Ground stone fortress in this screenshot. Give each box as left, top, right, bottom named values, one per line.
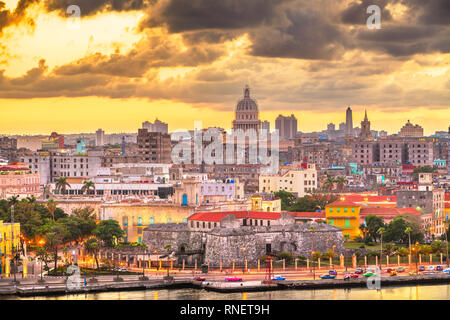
left=143, top=211, right=344, bottom=267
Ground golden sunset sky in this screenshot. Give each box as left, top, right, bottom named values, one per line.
left=0, top=0, right=449, bottom=135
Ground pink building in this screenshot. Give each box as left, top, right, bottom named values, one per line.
left=0, top=163, right=41, bottom=199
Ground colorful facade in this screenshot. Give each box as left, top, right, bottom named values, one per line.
left=0, top=220, right=21, bottom=275
left=325, top=201, right=361, bottom=241
left=0, top=163, right=41, bottom=199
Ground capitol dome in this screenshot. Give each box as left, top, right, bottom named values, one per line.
left=236, top=86, right=259, bottom=112
left=232, top=85, right=262, bottom=131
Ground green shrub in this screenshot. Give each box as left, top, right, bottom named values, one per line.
left=277, top=252, right=294, bottom=264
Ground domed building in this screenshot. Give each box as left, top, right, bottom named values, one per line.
left=232, top=86, right=262, bottom=132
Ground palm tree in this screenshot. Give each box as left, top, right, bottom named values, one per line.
left=405, top=227, right=412, bottom=252
left=322, top=177, right=335, bottom=192
left=72, top=207, right=97, bottom=220
left=377, top=227, right=385, bottom=268
left=309, top=225, right=317, bottom=279
left=85, top=238, right=100, bottom=270
left=81, top=181, right=95, bottom=196
left=47, top=199, right=57, bottom=221
left=335, top=177, right=347, bottom=192
left=55, top=177, right=71, bottom=196
left=8, top=195, right=19, bottom=207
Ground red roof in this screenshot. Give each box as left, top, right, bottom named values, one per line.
left=339, top=195, right=396, bottom=202
left=247, top=211, right=281, bottom=220
left=360, top=207, right=420, bottom=217
left=288, top=212, right=326, bottom=218
left=445, top=193, right=450, bottom=201
left=327, top=200, right=359, bottom=207
left=444, top=203, right=450, bottom=208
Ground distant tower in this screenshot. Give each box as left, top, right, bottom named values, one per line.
left=121, top=136, right=126, bottom=155
left=232, top=85, right=262, bottom=132
left=359, top=110, right=373, bottom=141
left=345, top=107, right=353, bottom=136
left=95, top=129, right=105, bottom=147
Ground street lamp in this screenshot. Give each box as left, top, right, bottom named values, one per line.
left=242, top=247, right=246, bottom=274
left=332, top=245, right=336, bottom=268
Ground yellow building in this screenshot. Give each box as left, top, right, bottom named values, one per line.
left=325, top=201, right=361, bottom=241
left=251, top=195, right=281, bottom=212
left=100, top=204, right=193, bottom=244
left=0, top=220, right=21, bottom=275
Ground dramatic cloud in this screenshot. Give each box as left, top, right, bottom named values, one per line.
left=0, top=0, right=37, bottom=33
left=340, top=0, right=393, bottom=25
left=140, top=0, right=289, bottom=32
left=44, top=0, right=151, bottom=16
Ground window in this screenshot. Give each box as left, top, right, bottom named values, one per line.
left=122, top=216, right=128, bottom=226
left=329, top=219, right=334, bottom=226
left=137, top=217, right=142, bottom=226
left=149, top=217, right=154, bottom=225
left=344, top=208, right=347, bottom=213
left=329, top=208, right=333, bottom=213
left=352, top=207, right=355, bottom=213
left=167, top=218, right=172, bottom=223
left=337, top=208, right=340, bottom=213
left=345, top=219, right=350, bottom=228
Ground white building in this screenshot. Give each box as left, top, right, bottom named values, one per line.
left=259, top=163, right=317, bottom=197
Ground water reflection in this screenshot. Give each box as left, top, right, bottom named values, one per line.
left=2, top=284, right=450, bottom=300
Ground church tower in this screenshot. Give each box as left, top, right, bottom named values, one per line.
left=359, top=110, right=373, bottom=141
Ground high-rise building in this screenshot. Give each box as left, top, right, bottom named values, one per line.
left=398, top=120, right=424, bottom=137
left=346, top=107, right=353, bottom=136
left=327, top=123, right=335, bottom=132
left=359, top=110, right=373, bottom=141
left=339, top=122, right=346, bottom=132
left=95, top=129, right=105, bottom=146
left=262, top=121, right=270, bottom=132
left=142, top=119, right=169, bottom=134
left=232, top=86, right=262, bottom=132
left=275, top=114, right=297, bottom=140
left=137, top=129, right=171, bottom=163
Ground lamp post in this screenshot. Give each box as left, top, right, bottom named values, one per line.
left=332, top=245, right=336, bottom=268
left=242, top=247, right=246, bottom=274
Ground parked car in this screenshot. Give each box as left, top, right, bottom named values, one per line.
left=320, top=274, right=336, bottom=279
left=397, top=267, right=404, bottom=272
left=328, top=270, right=337, bottom=276
left=355, top=268, right=363, bottom=274
left=442, top=268, right=450, bottom=274
left=418, top=266, right=425, bottom=271
left=193, top=277, right=206, bottom=281
left=364, top=271, right=377, bottom=277
left=390, top=270, right=397, bottom=276
left=436, top=266, right=443, bottom=271
left=386, top=268, right=395, bottom=273
left=271, top=275, right=287, bottom=281
left=344, top=273, right=359, bottom=280
left=225, top=277, right=242, bottom=282
left=428, top=265, right=435, bottom=271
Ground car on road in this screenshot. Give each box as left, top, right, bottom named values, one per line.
left=225, top=277, right=243, bottom=282
left=390, top=270, right=397, bottom=276
left=328, top=270, right=337, bottom=276
left=442, top=268, right=450, bottom=274
left=419, top=266, right=425, bottom=271
left=355, top=268, right=363, bottom=274
left=428, top=265, right=435, bottom=271
left=193, top=277, right=206, bottom=281
left=271, top=275, right=287, bottom=281
left=397, top=267, right=405, bottom=272
left=436, top=266, right=443, bottom=271
left=320, top=274, right=336, bottom=279
left=364, top=272, right=377, bottom=277
left=386, top=268, right=395, bottom=273
left=344, top=273, right=358, bottom=280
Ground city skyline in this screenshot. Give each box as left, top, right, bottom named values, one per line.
left=0, top=0, right=449, bottom=135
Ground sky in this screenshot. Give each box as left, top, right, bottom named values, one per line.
left=0, top=0, right=449, bottom=135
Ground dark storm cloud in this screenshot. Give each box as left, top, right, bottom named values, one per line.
left=140, top=0, right=289, bottom=32
left=404, top=0, right=450, bottom=25
left=249, top=8, right=348, bottom=60
left=340, top=0, right=393, bottom=25
left=44, top=0, right=151, bottom=16
left=356, top=24, right=450, bottom=56
left=0, top=0, right=37, bottom=33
